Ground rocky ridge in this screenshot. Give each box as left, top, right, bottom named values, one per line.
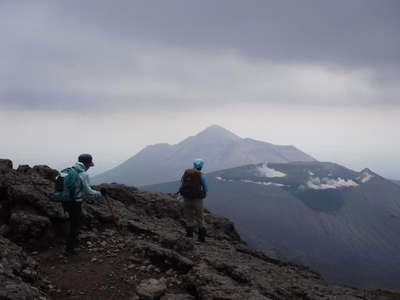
left=0, top=159, right=399, bottom=300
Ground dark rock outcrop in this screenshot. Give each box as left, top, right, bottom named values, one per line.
left=0, top=236, right=43, bottom=300
left=16, top=165, right=58, bottom=182
left=0, top=159, right=13, bottom=174
left=0, top=159, right=400, bottom=300
left=9, top=211, right=51, bottom=243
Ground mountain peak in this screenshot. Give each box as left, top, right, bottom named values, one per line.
left=94, top=124, right=316, bottom=185
left=195, top=125, right=241, bottom=140
left=361, top=168, right=373, bottom=174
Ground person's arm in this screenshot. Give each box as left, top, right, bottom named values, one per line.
left=178, top=171, right=186, bottom=193
left=200, top=173, right=208, bottom=194
left=80, top=173, right=102, bottom=198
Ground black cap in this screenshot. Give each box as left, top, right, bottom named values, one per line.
left=78, top=154, right=94, bottom=167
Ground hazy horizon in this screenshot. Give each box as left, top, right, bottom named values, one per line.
left=1, top=1, right=399, bottom=179
left=4, top=123, right=399, bottom=180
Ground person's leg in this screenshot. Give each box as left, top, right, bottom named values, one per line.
left=193, top=198, right=206, bottom=242
left=64, top=201, right=82, bottom=253
left=183, top=198, right=195, bottom=237
left=62, top=202, right=73, bottom=252
left=70, top=202, right=82, bottom=250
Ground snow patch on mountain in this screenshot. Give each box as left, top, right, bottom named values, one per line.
left=257, top=164, right=287, bottom=178
left=241, top=179, right=287, bottom=187
left=307, top=177, right=358, bottom=190
left=358, top=171, right=374, bottom=183
left=215, top=176, right=234, bottom=182
left=216, top=176, right=286, bottom=187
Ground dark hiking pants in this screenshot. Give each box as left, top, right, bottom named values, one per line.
left=62, top=201, right=82, bottom=252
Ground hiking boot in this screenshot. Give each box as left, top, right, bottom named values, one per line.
left=198, top=227, right=206, bottom=243
left=186, top=227, right=194, bottom=238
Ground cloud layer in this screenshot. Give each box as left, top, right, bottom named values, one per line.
left=1, top=0, right=399, bottom=112
left=0, top=0, right=399, bottom=179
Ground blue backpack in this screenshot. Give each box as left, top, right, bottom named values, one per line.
left=52, top=167, right=83, bottom=202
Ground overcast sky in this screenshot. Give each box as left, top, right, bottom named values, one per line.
left=0, top=0, right=399, bottom=178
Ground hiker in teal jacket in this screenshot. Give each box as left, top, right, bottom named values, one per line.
left=179, top=158, right=208, bottom=242
left=62, top=154, right=104, bottom=255
left=71, top=161, right=102, bottom=201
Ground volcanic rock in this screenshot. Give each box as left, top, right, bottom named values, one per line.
left=0, top=159, right=400, bottom=300
left=136, top=278, right=167, bottom=299
left=0, top=236, right=42, bottom=300
left=0, top=159, right=13, bottom=174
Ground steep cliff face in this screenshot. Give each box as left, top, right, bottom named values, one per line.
left=0, top=159, right=399, bottom=300
left=148, top=161, right=400, bottom=289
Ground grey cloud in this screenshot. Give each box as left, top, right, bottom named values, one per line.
left=54, top=0, right=400, bottom=70
left=0, top=0, right=399, bottom=112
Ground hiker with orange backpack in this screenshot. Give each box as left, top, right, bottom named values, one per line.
left=53, top=154, right=106, bottom=255
left=178, top=158, right=208, bottom=242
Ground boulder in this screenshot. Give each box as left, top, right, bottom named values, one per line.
left=160, top=234, right=194, bottom=253
left=0, top=236, right=42, bottom=300
left=17, top=164, right=58, bottom=181
left=131, top=240, right=194, bottom=274
left=32, top=165, right=59, bottom=181
left=9, top=211, right=51, bottom=243
left=185, top=264, right=271, bottom=300
left=6, top=180, right=64, bottom=220
left=136, top=278, right=167, bottom=300
left=16, top=164, right=31, bottom=174
left=0, top=159, right=13, bottom=174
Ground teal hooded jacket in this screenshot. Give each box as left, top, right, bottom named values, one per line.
left=72, top=162, right=102, bottom=201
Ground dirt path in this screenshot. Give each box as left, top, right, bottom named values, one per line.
left=34, top=230, right=181, bottom=300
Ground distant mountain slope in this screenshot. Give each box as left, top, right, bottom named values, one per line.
left=94, top=125, right=316, bottom=186
left=391, top=179, right=400, bottom=186
left=146, top=161, right=400, bottom=289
